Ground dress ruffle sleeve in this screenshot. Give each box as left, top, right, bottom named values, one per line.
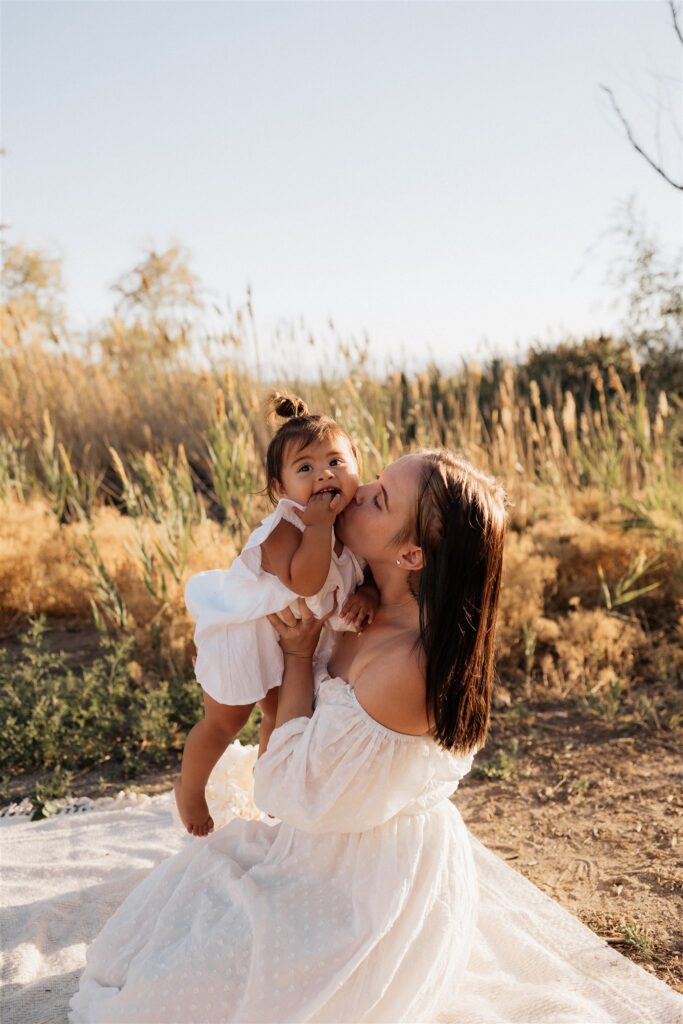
left=252, top=677, right=475, bottom=834
left=239, top=498, right=306, bottom=581
left=182, top=500, right=308, bottom=652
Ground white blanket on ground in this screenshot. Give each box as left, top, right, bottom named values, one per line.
left=1, top=788, right=681, bottom=1024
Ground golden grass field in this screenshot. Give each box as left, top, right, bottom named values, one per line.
left=1, top=245, right=682, bottom=988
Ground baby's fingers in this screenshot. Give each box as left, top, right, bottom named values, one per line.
left=355, top=607, right=374, bottom=628
left=341, top=599, right=359, bottom=621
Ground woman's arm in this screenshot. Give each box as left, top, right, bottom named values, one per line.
left=265, top=594, right=338, bottom=731
left=252, top=614, right=445, bottom=834
left=275, top=653, right=314, bottom=727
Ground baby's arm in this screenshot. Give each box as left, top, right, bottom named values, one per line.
left=341, top=566, right=380, bottom=629
left=261, top=494, right=340, bottom=597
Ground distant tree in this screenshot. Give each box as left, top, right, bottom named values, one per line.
left=602, top=195, right=682, bottom=362
left=519, top=333, right=636, bottom=411
left=599, top=0, right=682, bottom=191
left=98, top=243, right=206, bottom=367
left=0, top=241, right=68, bottom=347
left=521, top=194, right=683, bottom=406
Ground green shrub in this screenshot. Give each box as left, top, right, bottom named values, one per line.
left=0, top=615, right=203, bottom=778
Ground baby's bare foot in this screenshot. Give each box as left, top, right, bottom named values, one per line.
left=173, top=778, right=214, bottom=837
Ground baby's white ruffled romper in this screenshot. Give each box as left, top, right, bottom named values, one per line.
left=184, top=497, right=367, bottom=705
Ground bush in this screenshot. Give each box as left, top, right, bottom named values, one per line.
left=0, top=615, right=203, bottom=778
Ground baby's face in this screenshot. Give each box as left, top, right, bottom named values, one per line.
left=274, top=435, right=360, bottom=511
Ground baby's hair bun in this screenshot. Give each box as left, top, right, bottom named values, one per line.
left=266, top=390, right=310, bottom=421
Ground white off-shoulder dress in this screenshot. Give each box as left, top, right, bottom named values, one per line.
left=184, top=498, right=366, bottom=704
left=67, top=667, right=479, bottom=1024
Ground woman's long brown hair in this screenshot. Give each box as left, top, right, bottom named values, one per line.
left=392, top=448, right=511, bottom=756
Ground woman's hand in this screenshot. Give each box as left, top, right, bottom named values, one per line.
left=267, top=593, right=338, bottom=658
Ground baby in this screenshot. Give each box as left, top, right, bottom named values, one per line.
left=174, top=390, right=379, bottom=836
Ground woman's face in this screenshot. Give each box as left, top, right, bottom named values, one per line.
left=335, top=454, right=424, bottom=564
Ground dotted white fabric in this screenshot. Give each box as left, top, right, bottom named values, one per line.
left=63, top=671, right=478, bottom=1022
left=184, top=498, right=366, bottom=704
left=2, top=700, right=681, bottom=1023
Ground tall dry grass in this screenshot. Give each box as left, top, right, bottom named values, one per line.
left=2, top=335, right=681, bottom=638
left=1, top=315, right=682, bottom=790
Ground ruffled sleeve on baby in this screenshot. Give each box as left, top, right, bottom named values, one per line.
left=252, top=680, right=465, bottom=834
left=240, top=499, right=306, bottom=580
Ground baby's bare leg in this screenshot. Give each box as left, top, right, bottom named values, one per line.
left=257, top=685, right=280, bottom=758
left=174, top=692, right=254, bottom=837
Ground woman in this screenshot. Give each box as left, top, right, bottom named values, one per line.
left=67, top=447, right=509, bottom=1024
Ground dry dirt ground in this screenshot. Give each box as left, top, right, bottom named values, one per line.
left=457, top=701, right=682, bottom=994
left=3, top=622, right=682, bottom=995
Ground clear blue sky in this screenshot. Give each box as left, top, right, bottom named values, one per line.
left=2, top=0, right=681, bottom=377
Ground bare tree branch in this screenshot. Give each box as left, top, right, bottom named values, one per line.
left=669, top=0, right=683, bottom=45
left=599, top=84, right=683, bottom=191
left=599, top=0, right=683, bottom=191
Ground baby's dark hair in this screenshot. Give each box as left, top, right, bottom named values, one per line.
left=262, top=389, right=362, bottom=506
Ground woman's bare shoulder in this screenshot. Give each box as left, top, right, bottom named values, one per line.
left=352, top=639, right=430, bottom=737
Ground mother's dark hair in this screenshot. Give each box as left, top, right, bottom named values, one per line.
left=394, top=448, right=511, bottom=756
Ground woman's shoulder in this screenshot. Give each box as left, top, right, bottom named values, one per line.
left=352, top=637, right=431, bottom=738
